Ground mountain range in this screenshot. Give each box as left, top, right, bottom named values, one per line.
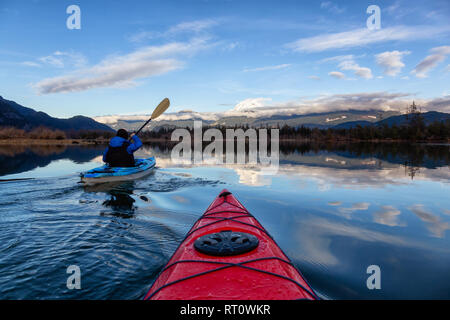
left=0, top=96, right=114, bottom=132
left=1, top=96, right=449, bottom=134
left=94, top=109, right=400, bottom=130
left=95, top=108, right=450, bottom=132
left=95, top=109, right=403, bottom=131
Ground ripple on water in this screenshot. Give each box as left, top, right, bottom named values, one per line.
left=1, top=144, right=449, bottom=299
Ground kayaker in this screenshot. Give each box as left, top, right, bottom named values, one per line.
left=103, top=129, right=143, bottom=167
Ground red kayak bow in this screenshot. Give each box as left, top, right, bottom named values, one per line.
left=144, top=189, right=318, bottom=300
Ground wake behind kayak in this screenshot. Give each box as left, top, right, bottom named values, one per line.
left=144, top=189, right=318, bottom=300
left=80, top=157, right=155, bottom=184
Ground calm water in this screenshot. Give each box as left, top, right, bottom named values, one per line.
left=0, top=142, right=449, bottom=299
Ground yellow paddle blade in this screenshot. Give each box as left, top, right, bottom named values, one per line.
left=151, top=98, right=170, bottom=120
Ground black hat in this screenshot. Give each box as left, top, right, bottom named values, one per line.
left=117, top=129, right=129, bottom=139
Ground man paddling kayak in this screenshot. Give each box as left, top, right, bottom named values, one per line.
left=103, top=129, right=143, bottom=167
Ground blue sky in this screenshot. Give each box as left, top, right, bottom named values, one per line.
left=0, top=0, right=449, bottom=118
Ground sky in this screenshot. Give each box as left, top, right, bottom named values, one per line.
left=0, top=0, right=449, bottom=118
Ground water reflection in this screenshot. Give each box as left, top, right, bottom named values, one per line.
left=138, top=142, right=450, bottom=187
left=409, top=204, right=450, bottom=238
left=83, top=181, right=139, bottom=217
left=373, top=206, right=403, bottom=227
left=0, top=144, right=105, bottom=177
left=1, top=142, right=448, bottom=180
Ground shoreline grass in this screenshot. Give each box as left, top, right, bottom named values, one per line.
left=0, top=138, right=108, bottom=145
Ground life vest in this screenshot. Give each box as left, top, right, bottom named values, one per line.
left=104, top=141, right=135, bottom=167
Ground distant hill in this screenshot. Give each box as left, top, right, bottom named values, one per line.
left=376, top=111, right=450, bottom=126
left=0, top=96, right=114, bottom=132
left=333, top=111, right=450, bottom=129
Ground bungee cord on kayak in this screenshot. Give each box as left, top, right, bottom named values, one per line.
left=145, top=257, right=318, bottom=300
left=144, top=190, right=319, bottom=300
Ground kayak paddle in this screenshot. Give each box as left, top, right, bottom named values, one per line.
left=131, top=98, right=170, bottom=138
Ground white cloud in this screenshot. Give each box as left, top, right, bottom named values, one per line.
left=412, top=46, right=450, bottom=78
left=130, top=19, right=219, bottom=42
left=33, top=38, right=211, bottom=94
left=375, top=50, right=410, bottom=76
left=323, top=55, right=372, bottom=79
left=38, top=51, right=87, bottom=69
left=328, top=71, right=345, bottom=79
left=286, top=26, right=450, bottom=53
left=225, top=42, right=239, bottom=51
left=226, top=92, right=415, bottom=117
left=21, top=61, right=41, bottom=67
left=320, top=54, right=356, bottom=63
left=308, top=75, right=320, bottom=80
left=231, top=97, right=272, bottom=112
left=320, top=1, right=345, bottom=14
left=39, top=54, right=64, bottom=68
left=168, top=19, right=219, bottom=34
left=385, top=2, right=400, bottom=15
left=424, top=95, right=450, bottom=113
left=243, top=64, right=291, bottom=72
left=338, top=59, right=373, bottom=79
left=129, top=32, right=158, bottom=43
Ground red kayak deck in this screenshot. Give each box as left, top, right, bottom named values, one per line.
left=144, top=189, right=317, bottom=300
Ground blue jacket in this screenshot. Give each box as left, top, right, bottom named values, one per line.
left=103, top=135, right=143, bottom=163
